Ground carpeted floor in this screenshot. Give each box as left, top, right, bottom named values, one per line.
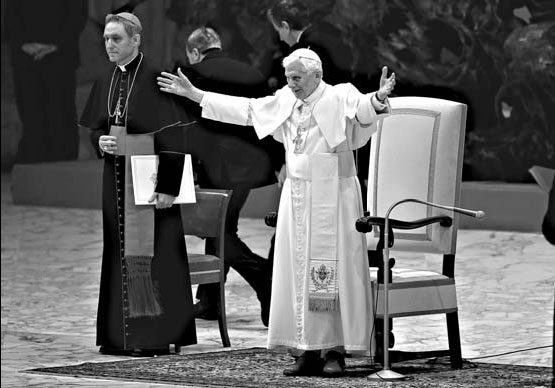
left=23, top=348, right=553, bottom=388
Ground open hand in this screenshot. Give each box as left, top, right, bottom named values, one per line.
left=22, top=43, right=57, bottom=60
left=157, top=68, right=193, bottom=97
left=377, top=66, right=396, bottom=101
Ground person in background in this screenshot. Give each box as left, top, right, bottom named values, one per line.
left=80, top=12, right=197, bottom=357
left=157, top=47, right=396, bottom=377
left=540, top=178, right=554, bottom=375
left=5, top=0, right=88, bottom=164
left=542, top=179, right=555, bottom=245
left=177, top=26, right=282, bottom=327
left=267, top=0, right=355, bottom=87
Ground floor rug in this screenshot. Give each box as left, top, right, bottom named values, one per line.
left=23, top=347, right=553, bottom=387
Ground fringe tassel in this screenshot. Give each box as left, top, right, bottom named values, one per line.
left=309, top=295, right=340, bottom=312
left=125, top=255, right=162, bottom=318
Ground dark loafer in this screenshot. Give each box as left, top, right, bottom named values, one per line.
left=99, top=346, right=170, bottom=357
left=283, top=350, right=323, bottom=376
left=129, top=347, right=170, bottom=357
left=99, top=346, right=132, bottom=356
left=322, top=351, right=346, bottom=377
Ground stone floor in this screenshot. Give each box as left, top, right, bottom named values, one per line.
left=1, top=172, right=553, bottom=387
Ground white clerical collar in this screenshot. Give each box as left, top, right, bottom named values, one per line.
left=117, top=52, right=139, bottom=72
left=302, top=81, right=326, bottom=105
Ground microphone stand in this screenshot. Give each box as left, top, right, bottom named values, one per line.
left=368, top=198, right=484, bottom=381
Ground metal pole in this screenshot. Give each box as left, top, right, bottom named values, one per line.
left=368, top=203, right=405, bottom=381
left=368, top=198, right=483, bottom=381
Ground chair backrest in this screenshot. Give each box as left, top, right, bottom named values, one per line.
left=180, top=189, right=231, bottom=247
left=367, top=97, right=467, bottom=254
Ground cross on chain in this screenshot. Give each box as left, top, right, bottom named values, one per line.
left=114, top=72, right=129, bottom=125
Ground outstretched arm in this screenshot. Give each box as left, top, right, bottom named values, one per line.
left=354, top=66, right=396, bottom=126
left=158, top=68, right=205, bottom=103
left=160, top=68, right=267, bottom=128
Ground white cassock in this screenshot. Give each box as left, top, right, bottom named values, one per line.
left=200, top=81, right=389, bottom=354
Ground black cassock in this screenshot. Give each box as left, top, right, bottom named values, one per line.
left=80, top=53, right=197, bottom=351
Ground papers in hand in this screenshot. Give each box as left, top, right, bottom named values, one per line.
left=131, top=155, right=196, bottom=205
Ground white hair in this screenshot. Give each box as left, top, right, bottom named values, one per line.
left=282, top=49, right=323, bottom=73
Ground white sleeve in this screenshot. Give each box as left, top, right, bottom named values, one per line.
left=370, top=92, right=389, bottom=112
left=200, top=92, right=253, bottom=126
left=356, top=92, right=390, bottom=126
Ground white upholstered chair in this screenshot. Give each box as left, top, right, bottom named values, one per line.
left=357, top=96, right=472, bottom=369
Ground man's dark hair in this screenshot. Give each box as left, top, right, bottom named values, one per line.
left=186, top=27, right=222, bottom=53
left=268, top=0, right=311, bottom=30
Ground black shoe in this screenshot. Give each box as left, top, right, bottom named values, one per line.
left=99, top=346, right=132, bottom=356
left=129, top=347, right=170, bottom=357
left=322, top=351, right=346, bottom=377
left=99, top=346, right=170, bottom=357
left=283, top=351, right=323, bottom=376
left=194, top=302, right=218, bottom=320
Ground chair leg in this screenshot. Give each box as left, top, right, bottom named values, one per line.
left=446, top=311, right=463, bottom=368
left=217, top=291, right=231, bottom=348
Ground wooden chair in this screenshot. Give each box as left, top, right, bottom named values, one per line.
left=356, top=97, right=476, bottom=370
left=180, top=188, right=232, bottom=348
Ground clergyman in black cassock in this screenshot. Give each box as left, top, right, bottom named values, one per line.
left=79, top=12, right=196, bottom=356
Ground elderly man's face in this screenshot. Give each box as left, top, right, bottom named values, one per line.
left=104, top=22, right=139, bottom=65
left=284, top=60, right=320, bottom=100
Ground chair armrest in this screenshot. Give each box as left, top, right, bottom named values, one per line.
left=356, top=215, right=453, bottom=233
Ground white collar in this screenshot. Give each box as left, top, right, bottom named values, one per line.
left=303, top=81, right=326, bottom=104
left=117, top=52, right=139, bottom=72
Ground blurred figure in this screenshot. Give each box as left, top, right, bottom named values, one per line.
left=5, top=0, right=88, bottom=164
left=80, top=12, right=197, bottom=357
left=267, top=0, right=355, bottom=87
left=543, top=180, right=555, bottom=245
left=540, top=178, right=554, bottom=376
left=176, top=27, right=281, bottom=327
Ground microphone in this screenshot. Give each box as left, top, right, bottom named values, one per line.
left=411, top=200, right=485, bottom=220
left=450, top=206, right=485, bottom=219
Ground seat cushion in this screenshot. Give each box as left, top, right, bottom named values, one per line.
left=370, top=268, right=458, bottom=317
left=188, top=254, right=220, bottom=272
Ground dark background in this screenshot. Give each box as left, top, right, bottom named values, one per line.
left=1, top=0, right=554, bottom=182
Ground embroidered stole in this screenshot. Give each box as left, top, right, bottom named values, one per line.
left=111, top=126, right=161, bottom=318
left=305, top=154, right=341, bottom=311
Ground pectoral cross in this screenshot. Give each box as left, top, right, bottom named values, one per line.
left=293, top=125, right=306, bottom=153
left=293, top=103, right=312, bottom=153
left=114, top=96, right=123, bottom=125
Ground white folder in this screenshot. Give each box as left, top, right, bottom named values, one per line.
left=131, top=154, right=196, bottom=205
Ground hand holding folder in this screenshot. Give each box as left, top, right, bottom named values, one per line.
left=131, top=155, right=196, bottom=205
